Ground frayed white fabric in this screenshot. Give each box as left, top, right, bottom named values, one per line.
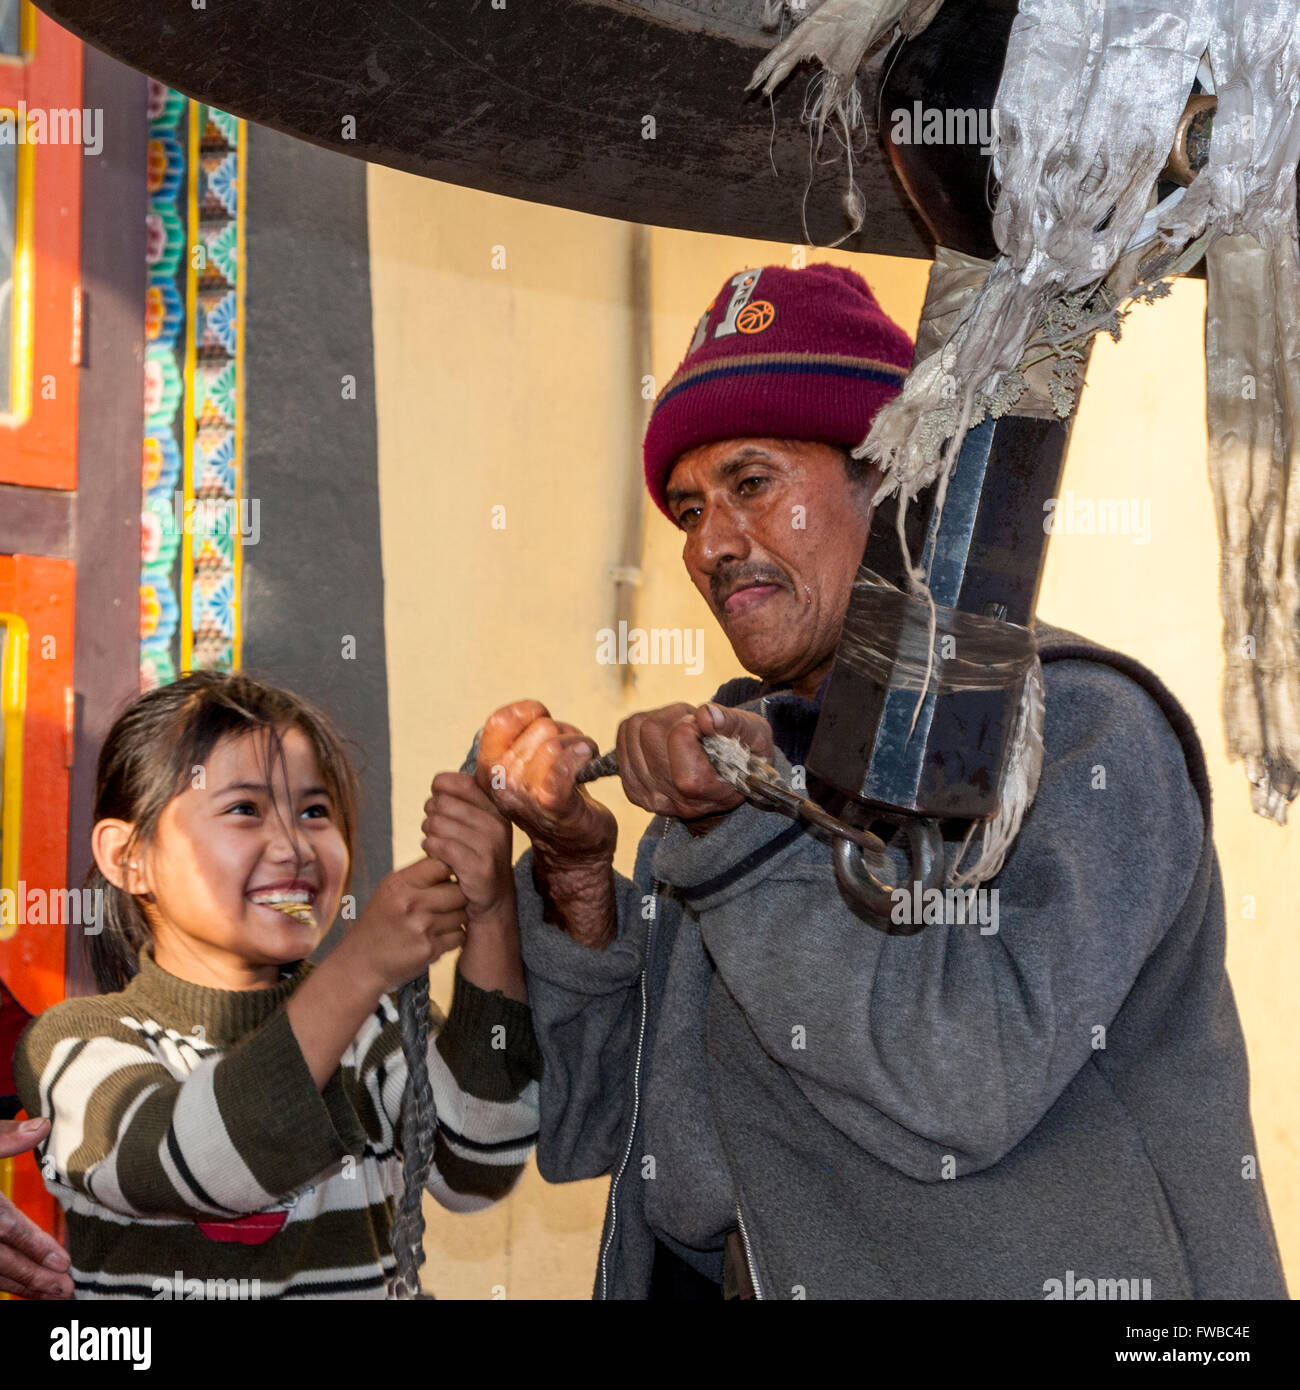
left=750, top=1, right=913, bottom=121
left=750, top=1, right=941, bottom=236
left=752, top=0, right=1300, bottom=825
left=861, top=1, right=1211, bottom=494
left=1159, top=4, right=1300, bottom=820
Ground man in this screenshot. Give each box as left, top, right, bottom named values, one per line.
left=467, top=262, right=1287, bottom=1299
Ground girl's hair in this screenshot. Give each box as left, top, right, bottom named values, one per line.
left=87, top=671, right=361, bottom=993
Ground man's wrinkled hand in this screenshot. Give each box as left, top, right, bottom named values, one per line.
left=476, top=699, right=618, bottom=873
left=615, top=701, right=774, bottom=823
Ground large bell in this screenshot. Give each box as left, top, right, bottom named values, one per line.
left=32, top=0, right=932, bottom=255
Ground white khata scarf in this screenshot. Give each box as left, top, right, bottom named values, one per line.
left=753, top=0, right=1300, bottom=870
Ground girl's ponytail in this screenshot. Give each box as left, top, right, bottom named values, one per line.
left=85, top=858, right=150, bottom=994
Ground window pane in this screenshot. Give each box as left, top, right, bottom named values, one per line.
left=0, top=0, right=19, bottom=57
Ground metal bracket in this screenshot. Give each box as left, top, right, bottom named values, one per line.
left=832, top=815, right=945, bottom=934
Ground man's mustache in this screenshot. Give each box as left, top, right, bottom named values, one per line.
left=710, top=564, right=792, bottom=611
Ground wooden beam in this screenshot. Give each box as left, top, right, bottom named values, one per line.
left=33, top=0, right=933, bottom=258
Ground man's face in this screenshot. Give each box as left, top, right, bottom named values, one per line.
left=665, top=438, right=875, bottom=692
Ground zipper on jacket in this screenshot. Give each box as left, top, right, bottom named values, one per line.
left=735, top=1200, right=765, bottom=1300
left=598, top=878, right=660, bottom=1300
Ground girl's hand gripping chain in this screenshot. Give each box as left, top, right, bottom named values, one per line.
left=421, top=773, right=523, bottom=1002
left=345, top=856, right=469, bottom=995
left=390, top=768, right=519, bottom=1298
left=421, top=774, right=514, bottom=926
left=384, top=809, right=471, bottom=1300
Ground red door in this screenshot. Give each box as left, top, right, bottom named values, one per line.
left=1, top=3, right=85, bottom=1277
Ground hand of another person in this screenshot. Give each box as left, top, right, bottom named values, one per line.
left=0, top=1118, right=74, bottom=1299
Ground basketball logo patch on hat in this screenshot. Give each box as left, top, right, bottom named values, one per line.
left=736, top=300, right=775, bottom=333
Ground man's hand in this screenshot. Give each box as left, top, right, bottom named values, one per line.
left=477, top=700, right=619, bottom=949
left=0, top=1118, right=74, bottom=1299
left=616, top=701, right=775, bottom=824
left=476, top=700, right=618, bottom=874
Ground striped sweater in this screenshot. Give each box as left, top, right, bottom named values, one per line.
left=13, top=947, right=542, bottom=1300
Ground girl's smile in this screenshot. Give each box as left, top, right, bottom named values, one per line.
left=106, top=726, right=349, bottom=990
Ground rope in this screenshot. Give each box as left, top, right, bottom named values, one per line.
left=390, top=972, right=436, bottom=1299
left=576, top=750, right=619, bottom=783
left=386, top=737, right=483, bottom=1300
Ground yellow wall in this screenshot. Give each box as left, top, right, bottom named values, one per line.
left=368, top=167, right=1297, bottom=1298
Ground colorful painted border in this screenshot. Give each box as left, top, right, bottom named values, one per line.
left=141, top=91, right=244, bottom=688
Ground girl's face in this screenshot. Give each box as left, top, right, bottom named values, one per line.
left=132, top=725, right=349, bottom=988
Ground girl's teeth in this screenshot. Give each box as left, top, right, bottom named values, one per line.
left=250, top=891, right=316, bottom=923
left=263, top=900, right=316, bottom=924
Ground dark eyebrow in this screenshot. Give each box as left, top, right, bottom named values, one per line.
left=664, top=447, right=777, bottom=506
left=215, top=781, right=330, bottom=798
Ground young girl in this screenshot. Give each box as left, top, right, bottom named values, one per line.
left=14, top=671, right=539, bottom=1300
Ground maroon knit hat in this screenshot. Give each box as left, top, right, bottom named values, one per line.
left=643, top=262, right=915, bottom=519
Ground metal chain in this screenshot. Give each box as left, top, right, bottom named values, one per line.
left=387, top=738, right=483, bottom=1299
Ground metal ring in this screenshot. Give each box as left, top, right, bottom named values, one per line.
left=833, top=815, right=945, bottom=934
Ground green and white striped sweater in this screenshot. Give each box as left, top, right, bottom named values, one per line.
left=13, top=946, right=542, bottom=1300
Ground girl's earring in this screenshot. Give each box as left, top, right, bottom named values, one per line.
left=128, top=861, right=154, bottom=903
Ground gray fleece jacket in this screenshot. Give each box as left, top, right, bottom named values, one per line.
left=515, top=620, right=1288, bottom=1299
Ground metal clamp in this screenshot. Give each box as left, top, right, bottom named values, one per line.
left=832, top=813, right=945, bottom=934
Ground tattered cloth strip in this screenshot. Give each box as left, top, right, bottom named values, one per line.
left=753, top=0, right=1300, bottom=825
left=1159, top=6, right=1300, bottom=821
left=752, top=0, right=947, bottom=235
left=1204, top=235, right=1300, bottom=821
